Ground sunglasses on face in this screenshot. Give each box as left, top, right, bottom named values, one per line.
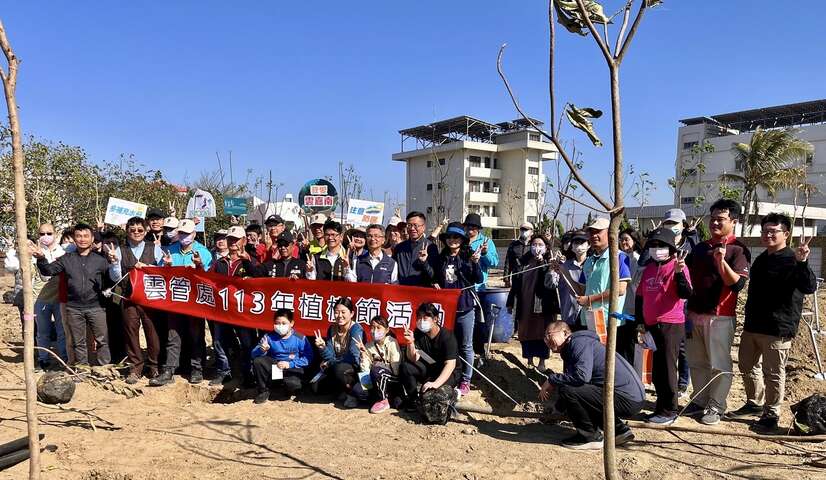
left=128, top=229, right=145, bottom=233
left=39, top=232, right=54, bottom=236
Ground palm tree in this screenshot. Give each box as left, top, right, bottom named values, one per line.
left=719, top=127, right=813, bottom=235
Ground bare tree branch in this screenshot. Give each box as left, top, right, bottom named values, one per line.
left=549, top=0, right=557, bottom=138
left=616, top=0, right=648, bottom=63
left=614, top=1, right=633, bottom=55
left=497, top=44, right=612, bottom=210
left=573, top=0, right=614, bottom=64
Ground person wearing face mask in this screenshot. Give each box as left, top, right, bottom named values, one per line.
left=634, top=228, right=692, bottom=425
left=161, top=217, right=179, bottom=246
left=506, top=235, right=559, bottom=372
left=618, top=227, right=644, bottom=366
left=418, top=222, right=482, bottom=397
left=504, top=222, right=534, bottom=288
left=312, top=297, right=366, bottom=408
left=251, top=309, right=314, bottom=404
left=4, top=223, right=67, bottom=370
left=538, top=321, right=643, bottom=450
left=351, top=315, right=402, bottom=414
left=398, top=303, right=460, bottom=411
left=150, top=219, right=213, bottom=386
left=546, top=230, right=590, bottom=329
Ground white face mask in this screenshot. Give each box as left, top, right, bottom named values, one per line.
left=669, top=224, right=684, bottom=236
left=417, top=319, right=433, bottom=333
left=573, top=242, right=589, bottom=255
left=275, top=324, right=290, bottom=336
left=531, top=245, right=546, bottom=257
left=372, top=330, right=385, bottom=342
left=520, top=229, right=533, bottom=240
left=649, top=247, right=671, bottom=262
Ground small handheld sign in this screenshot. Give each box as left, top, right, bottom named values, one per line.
left=298, top=179, right=339, bottom=214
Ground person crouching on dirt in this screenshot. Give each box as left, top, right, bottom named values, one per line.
left=539, top=321, right=644, bottom=450
left=398, top=303, right=460, bottom=412
left=727, top=213, right=816, bottom=431
left=635, top=228, right=692, bottom=426
left=312, top=297, right=366, bottom=408
left=251, top=308, right=314, bottom=404
left=351, top=315, right=402, bottom=414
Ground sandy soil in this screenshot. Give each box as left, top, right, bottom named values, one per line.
left=1, top=273, right=825, bottom=480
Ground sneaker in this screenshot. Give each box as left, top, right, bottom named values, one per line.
left=699, top=408, right=721, bottom=426
left=754, top=415, right=779, bottom=432
left=681, top=402, right=705, bottom=417
left=125, top=373, right=140, bottom=385
left=189, top=370, right=204, bottom=384
left=370, top=399, right=390, bottom=414
left=253, top=391, right=269, bottom=404
left=615, top=429, right=635, bottom=446
left=457, top=382, right=471, bottom=397
left=646, top=414, right=677, bottom=426
left=390, top=397, right=404, bottom=410
left=342, top=395, right=359, bottom=409
left=149, top=369, right=174, bottom=387
left=726, top=402, right=763, bottom=419
left=561, top=432, right=603, bottom=451
left=209, top=373, right=231, bottom=386
left=678, top=385, right=690, bottom=400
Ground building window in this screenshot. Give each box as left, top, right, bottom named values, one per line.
left=490, top=206, right=497, bottom=217
left=426, top=206, right=433, bottom=213
left=527, top=216, right=538, bottom=223
left=468, top=156, right=481, bottom=167
left=527, top=192, right=539, bottom=200
left=437, top=205, right=445, bottom=212
left=426, top=160, right=432, bottom=168
left=438, top=158, right=446, bottom=165
left=493, top=158, right=499, bottom=169
left=426, top=184, right=433, bottom=191
left=484, top=157, right=491, bottom=168
left=483, top=181, right=491, bottom=192
left=469, top=181, right=483, bottom=192
left=807, top=152, right=815, bottom=165
left=492, top=182, right=500, bottom=193
left=735, top=159, right=744, bottom=171
left=680, top=196, right=697, bottom=205
left=529, top=133, right=540, bottom=142
left=528, top=167, right=539, bottom=175
left=683, top=141, right=698, bottom=150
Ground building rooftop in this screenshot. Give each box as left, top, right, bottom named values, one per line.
left=398, top=115, right=545, bottom=151
left=679, top=99, right=826, bottom=133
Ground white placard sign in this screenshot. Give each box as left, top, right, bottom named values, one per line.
left=104, top=197, right=148, bottom=226
left=345, top=199, right=385, bottom=227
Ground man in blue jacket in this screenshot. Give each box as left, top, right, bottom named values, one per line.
left=539, top=321, right=644, bottom=450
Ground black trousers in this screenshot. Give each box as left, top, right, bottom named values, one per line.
left=616, top=322, right=637, bottom=366
left=650, top=322, right=684, bottom=416
left=164, top=314, right=205, bottom=373
left=399, top=360, right=458, bottom=401
left=320, top=362, right=358, bottom=394
left=252, top=356, right=304, bottom=394
left=556, top=383, right=642, bottom=439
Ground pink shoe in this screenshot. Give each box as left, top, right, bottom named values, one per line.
left=370, top=399, right=390, bottom=414
left=458, top=381, right=471, bottom=396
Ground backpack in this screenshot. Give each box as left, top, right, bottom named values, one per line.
left=791, top=394, right=826, bottom=435
left=417, top=384, right=457, bottom=425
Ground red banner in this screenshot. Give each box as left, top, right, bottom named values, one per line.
left=127, top=267, right=460, bottom=342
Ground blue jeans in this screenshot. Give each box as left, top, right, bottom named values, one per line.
left=454, top=309, right=475, bottom=384
left=35, top=300, right=67, bottom=363
left=210, top=321, right=231, bottom=376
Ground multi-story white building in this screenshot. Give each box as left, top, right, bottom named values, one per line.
left=392, top=116, right=558, bottom=238
left=674, top=99, right=826, bottom=215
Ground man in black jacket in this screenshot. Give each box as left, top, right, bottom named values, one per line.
left=392, top=211, right=439, bottom=286
left=256, top=232, right=306, bottom=279
left=33, top=223, right=112, bottom=366
left=503, top=222, right=533, bottom=287
left=728, top=213, right=817, bottom=430
left=539, top=321, right=644, bottom=450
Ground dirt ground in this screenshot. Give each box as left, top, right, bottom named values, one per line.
left=1, top=273, right=826, bottom=480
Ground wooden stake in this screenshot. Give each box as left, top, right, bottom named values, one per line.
left=0, top=19, right=40, bottom=479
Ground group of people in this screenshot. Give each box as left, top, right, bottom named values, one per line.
left=4, top=197, right=817, bottom=450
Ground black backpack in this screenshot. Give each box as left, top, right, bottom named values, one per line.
left=791, top=394, right=826, bottom=435
left=417, top=384, right=457, bottom=425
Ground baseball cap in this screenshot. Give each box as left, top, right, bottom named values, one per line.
left=214, top=229, right=228, bottom=240
left=177, top=219, right=196, bottom=234
left=146, top=208, right=165, bottom=219
left=663, top=208, right=687, bottom=224
left=570, top=230, right=589, bottom=242
left=309, top=213, right=327, bottom=226
left=277, top=231, right=294, bottom=245
left=265, top=214, right=284, bottom=226
left=226, top=226, right=245, bottom=239
left=163, top=217, right=179, bottom=229
left=586, top=217, right=610, bottom=231
left=520, top=222, right=533, bottom=230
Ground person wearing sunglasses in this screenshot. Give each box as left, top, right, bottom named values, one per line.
left=4, top=223, right=68, bottom=370
left=106, top=216, right=165, bottom=384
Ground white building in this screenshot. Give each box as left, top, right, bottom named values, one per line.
left=675, top=99, right=826, bottom=215
left=392, top=116, right=558, bottom=238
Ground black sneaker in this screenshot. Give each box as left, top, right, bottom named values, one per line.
left=561, top=432, right=603, bottom=451
left=726, top=402, right=763, bottom=419
left=189, top=370, right=204, bottom=384
left=254, top=391, right=269, bottom=404
left=754, top=415, right=779, bottom=432
left=681, top=402, right=705, bottom=417
left=149, top=369, right=174, bottom=387
left=209, top=373, right=231, bottom=386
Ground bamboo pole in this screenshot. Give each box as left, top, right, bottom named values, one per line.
left=0, top=19, right=40, bottom=479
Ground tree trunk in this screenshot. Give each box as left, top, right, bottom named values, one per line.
left=0, top=20, right=41, bottom=479
left=603, top=64, right=623, bottom=480
left=741, top=190, right=753, bottom=237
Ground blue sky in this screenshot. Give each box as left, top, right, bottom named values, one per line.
left=4, top=1, right=826, bottom=210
